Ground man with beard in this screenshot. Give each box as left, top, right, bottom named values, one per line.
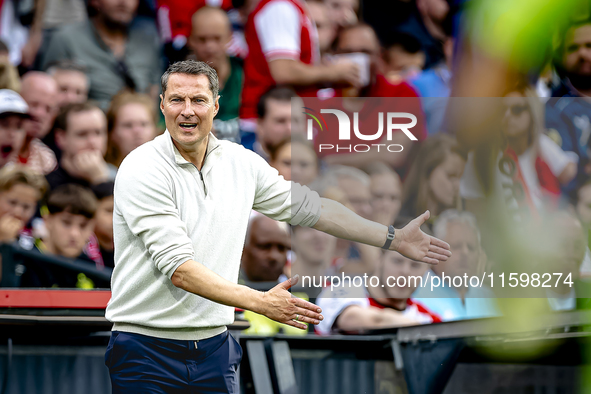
left=41, top=0, right=162, bottom=109
left=546, top=21, right=591, bottom=192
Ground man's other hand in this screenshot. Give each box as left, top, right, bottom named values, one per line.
left=393, top=210, right=451, bottom=265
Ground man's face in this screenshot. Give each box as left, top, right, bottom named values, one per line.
left=291, top=141, right=318, bottom=185
left=112, top=102, right=156, bottom=158
left=338, top=177, right=372, bottom=219
left=433, top=222, right=480, bottom=279
left=242, top=217, right=291, bottom=282
left=324, top=0, right=358, bottom=27
left=94, top=196, right=114, bottom=247
left=188, top=11, right=231, bottom=67
left=57, top=109, right=108, bottom=160
left=293, top=226, right=336, bottom=268
left=45, top=212, right=95, bottom=259
left=257, top=99, right=292, bottom=152
left=307, top=2, right=336, bottom=54
left=161, top=73, right=219, bottom=152
left=563, top=24, right=591, bottom=77
left=21, top=78, right=58, bottom=139
left=370, top=173, right=402, bottom=226
left=53, top=70, right=89, bottom=108
left=0, top=115, right=26, bottom=166
left=381, top=252, right=428, bottom=299
left=97, top=0, right=138, bottom=26
left=0, top=184, right=40, bottom=223
left=335, top=26, right=381, bottom=78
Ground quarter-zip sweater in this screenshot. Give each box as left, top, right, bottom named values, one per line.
left=106, top=131, right=322, bottom=340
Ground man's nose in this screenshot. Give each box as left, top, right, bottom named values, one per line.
left=181, top=99, right=195, bottom=117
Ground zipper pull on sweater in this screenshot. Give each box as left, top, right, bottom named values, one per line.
left=199, top=171, right=207, bottom=196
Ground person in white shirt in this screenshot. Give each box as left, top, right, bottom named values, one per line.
left=104, top=60, right=451, bottom=393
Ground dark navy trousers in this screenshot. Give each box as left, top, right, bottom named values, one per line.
left=105, top=330, right=243, bottom=393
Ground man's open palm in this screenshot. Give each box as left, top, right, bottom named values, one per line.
left=395, top=211, right=451, bottom=265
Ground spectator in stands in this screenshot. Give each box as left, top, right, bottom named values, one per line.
left=546, top=20, right=591, bottom=193
left=41, top=0, right=162, bottom=109
left=291, top=134, right=320, bottom=186
left=365, top=162, right=402, bottom=227
left=240, top=216, right=307, bottom=336
left=18, top=72, right=58, bottom=175
left=574, top=180, right=591, bottom=279
left=312, top=24, right=427, bottom=171
left=316, top=247, right=440, bottom=335
left=413, top=210, right=499, bottom=321
left=156, top=0, right=233, bottom=63
left=321, top=165, right=380, bottom=276
left=543, top=210, right=588, bottom=311
left=462, top=87, right=576, bottom=222
left=576, top=179, right=591, bottom=250
left=90, top=181, right=114, bottom=269
left=46, top=61, right=89, bottom=109
left=0, top=165, right=47, bottom=246
left=188, top=6, right=243, bottom=143
left=401, top=134, right=465, bottom=222
left=240, top=0, right=361, bottom=134
left=0, top=40, right=21, bottom=92
left=269, top=136, right=292, bottom=181
left=307, top=1, right=337, bottom=57
left=382, top=32, right=426, bottom=83
left=105, top=91, right=158, bottom=168
left=291, top=224, right=337, bottom=294
left=271, top=133, right=320, bottom=186
left=323, top=0, right=359, bottom=27
left=247, top=87, right=301, bottom=158
left=20, top=183, right=108, bottom=288
left=0, top=90, right=29, bottom=168
left=47, top=102, right=115, bottom=190
left=409, top=31, right=454, bottom=135
left=240, top=214, right=291, bottom=283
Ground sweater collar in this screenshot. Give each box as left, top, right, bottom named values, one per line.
left=159, top=130, right=222, bottom=170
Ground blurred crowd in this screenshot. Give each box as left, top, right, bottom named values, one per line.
left=0, top=0, right=590, bottom=335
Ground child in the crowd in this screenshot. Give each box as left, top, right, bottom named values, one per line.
left=86, top=181, right=114, bottom=268
left=0, top=165, right=48, bottom=245
left=20, top=183, right=109, bottom=288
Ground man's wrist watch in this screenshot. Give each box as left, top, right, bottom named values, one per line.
left=381, top=225, right=395, bottom=250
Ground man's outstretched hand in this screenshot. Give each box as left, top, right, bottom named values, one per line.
left=392, top=210, right=451, bottom=265
left=260, top=275, right=323, bottom=330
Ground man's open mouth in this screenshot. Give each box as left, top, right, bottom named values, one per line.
left=179, top=123, right=197, bottom=130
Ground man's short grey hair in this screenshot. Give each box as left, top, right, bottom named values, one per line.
left=433, top=209, right=481, bottom=245
left=308, top=165, right=370, bottom=197
left=326, top=165, right=371, bottom=187
left=161, top=60, right=219, bottom=99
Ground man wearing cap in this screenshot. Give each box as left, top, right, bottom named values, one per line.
left=0, top=90, right=29, bottom=169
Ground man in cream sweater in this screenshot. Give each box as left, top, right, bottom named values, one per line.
left=104, top=60, right=451, bottom=393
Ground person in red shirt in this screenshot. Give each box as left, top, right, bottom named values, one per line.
left=309, top=23, right=427, bottom=172
left=240, top=0, right=360, bottom=132
left=315, top=246, right=441, bottom=335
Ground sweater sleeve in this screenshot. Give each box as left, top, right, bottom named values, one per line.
left=114, top=155, right=195, bottom=279
left=250, top=151, right=322, bottom=227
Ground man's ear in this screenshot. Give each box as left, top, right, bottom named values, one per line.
left=160, top=94, right=164, bottom=114
left=214, top=95, right=220, bottom=117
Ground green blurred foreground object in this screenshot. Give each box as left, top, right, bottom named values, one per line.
left=466, top=0, right=588, bottom=71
